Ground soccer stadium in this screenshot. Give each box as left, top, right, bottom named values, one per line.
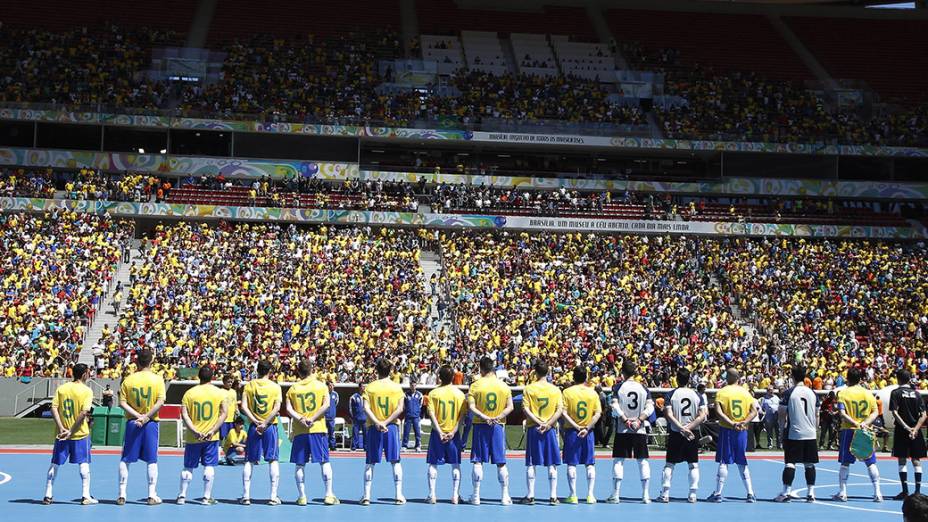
left=0, top=0, right=927, bottom=521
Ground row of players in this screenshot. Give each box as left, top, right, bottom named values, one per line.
left=43, top=352, right=926, bottom=506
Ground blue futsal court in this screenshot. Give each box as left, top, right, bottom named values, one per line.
left=0, top=449, right=906, bottom=522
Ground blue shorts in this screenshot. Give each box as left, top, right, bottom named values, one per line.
left=290, top=433, right=330, bottom=465
left=219, top=422, right=235, bottom=441
left=716, top=427, right=748, bottom=465
left=184, top=440, right=219, bottom=469
left=52, top=437, right=91, bottom=465
left=366, top=424, right=401, bottom=464
left=470, top=423, right=507, bottom=464
left=122, top=421, right=159, bottom=463
left=526, top=426, right=562, bottom=467
left=838, top=429, right=877, bottom=466
left=246, top=423, right=279, bottom=463
left=562, top=428, right=595, bottom=466
left=426, top=430, right=462, bottom=465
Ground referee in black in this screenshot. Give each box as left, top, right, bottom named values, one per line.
left=890, top=369, right=928, bottom=499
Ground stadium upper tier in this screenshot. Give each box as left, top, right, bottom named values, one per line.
left=1, top=8, right=926, bottom=148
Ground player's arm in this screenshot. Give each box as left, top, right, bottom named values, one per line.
left=891, top=402, right=911, bottom=431
left=542, top=399, right=564, bottom=432
left=639, top=393, right=655, bottom=421
left=715, top=401, right=736, bottom=428
left=426, top=400, right=445, bottom=440
left=119, top=384, right=144, bottom=421
left=67, top=394, right=93, bottom=439
left=494, top=392, right=514, bottom=423
left=349, top=396, right=357, bottom=418
left=689, top=405, right=708, bottom=430
left=181, top=402, right=201, bottom=439
left=861, top=395, right=879, bottom=427
left=778, top=403, right=789, bottom=431
left=522, top=395, right=545, bottom=428
left=836, top=402, right=861, bottom=428
left=202, top=400, right=228, bottom=441
left=744, top=399, right=758, bottom=424
left=382, top=394, right=405, bottom=426
left=306, top=392, right=330, bottom=425
left=362, top=396, right=384, bottom=429
left=147, top=383, right=166, bottom=422
left=563, top=401, right=585, bottom=431
left=664, top=402, right=685, bottom=431
left=50, top=396, right=68, bottom=439
left=468, top=395, right=492, bottom=423
left=285, top=394, right=305, bottom=426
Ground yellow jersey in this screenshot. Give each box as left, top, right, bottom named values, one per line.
left=364, top=378, right=405, bottom=426
left=562, top=383, right=601, bottom=429
left=468, top=375, right=512, bottom=424
left=242, top=378, right=282, bottom=424
left=715, top=384, right=754, bottom=429
left=120, top=370, right=166, bottom=420
left=523, top=380, right=563, bottom=427
left=222, top=388, right=238, bottom=422
left=287, top=376, right=328, bottom=435
left=182, top=383, right=225, bottom=443
left=222, top=427, right=247, bottom=452
left=52, top=381, right=94, bottom=440
left=837, top=385, right=878, bottom=430
left=427, top=385, right=466, bottom=433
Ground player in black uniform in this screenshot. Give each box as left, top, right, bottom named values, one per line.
left=890, top=369, right=928, bottom=500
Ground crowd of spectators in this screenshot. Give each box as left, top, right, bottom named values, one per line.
left=0, top=168, right=56, bottom=198
left=0, top=167, right=168, bottom=202
left=0, top=211, right=133, bottom=378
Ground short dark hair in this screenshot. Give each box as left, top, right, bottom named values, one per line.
left=621, top=360, right=637, bottom=378
left=898, top=369, right=913, bottom=386
left=846, top=367, right=862, bottom=386
left=233, top=416, right=244, bottom=425
left=296, top=360, right=311, bottom=379
left=198, top=365, right=214, bottom=384
left=223, top=374, right=234, bottom=384
left=904, top=493, right=928, bottom=522
left=532, top=359, right=548, bottom=379
left=375, top=359, right=393, bottom=378
left=791, top=365, right=807, bottom=383
left=677, top=368, right=691, bottom=387
left=256, top=360, right=272, bottom=378
left=137, top=349, right=153, bottom=368
left=479, top=356, right=494, bottom=375
left=438, top=365, right=454, bottom=385
left=572, top=366, right=587, bottom=385
left=72, top=363, right=88, bottom=381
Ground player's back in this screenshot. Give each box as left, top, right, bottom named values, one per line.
left=523, top=380, right=562, bottom=427
left=365, top=377, right=404, bottom=425
left=562, top=384, right=600, bottom=428
left=837, top=385, right=877, bottom=429
left=54, top=381, right=94, bottom=439
left=182, top=384, right=224, bottom=443
left=287, top=376, right=328, bottom=435
left=120, top=370, right=166, bottom=420
left=468, top=375, right=511, bottom=423
left=614, top=379, right=650, bottom=433
left=243, top=378, right=282, bottom=423
left=428, top=385, right=466, bottom=433
left=668, top=386, right=702, bottom=432
left=716, top=384, right=753, bottom=429
left=784, top=385, right=817, bottom=440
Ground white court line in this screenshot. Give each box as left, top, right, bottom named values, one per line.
left=787, top=483, right=901, bottom=515
left=0, top=472, right=11, bottom=486
left=761, top=458, right=901, bottom=484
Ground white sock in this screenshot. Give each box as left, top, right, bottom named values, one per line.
left=738, top=464, right=753, bottom=496
left=80, top=462, right=91, bottom=499
left=526, top=466, right=536, bottom=498
left=661, top=464, right=673, bottom=494
left=639, top=459, right=651, bottom=497
left=45, top=464, right=58, bottom=498
left=715, top=463, right=728, bottom=495
left=839, top=465, right=849, bottom=496
left=547, top=466, right=558, bottom=499
left=868, top=463, right=881, bottom=497
left=269, top=461, right=280, bottom=499
left=472, top=462, right=483, bottom=499
left=393, top=462, right=404, bottom=499
left=498, top=465, right=510, bottom=499
left=147, top=462, right=158, bottom=498
left=118, top=461, right=129, bottom=498
left=322, top=462, right=334, bottom=498
left=451, top=465, right=461, bottom=500
left=688, top=464, right=699, bottom=494
left=203, top=467, right=215, bottom=499
left=428, top=464, right=438, bottom=498
left=586, top=465, right=596, bottom=499
left=567, top=465, right=578, bottom=497
left=612, top=458, right=624, bottom=497
left=179, top=469, right=192, bottom=498
left=295, top=465, right=306, bottom=498
left=242, top=461, right=253, bottom=499
left=363, top=464, right=373, bottom=499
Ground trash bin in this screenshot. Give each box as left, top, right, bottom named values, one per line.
left=90, top=407, right=109, bottom=445
left=106, top=406, right=126, bottom=446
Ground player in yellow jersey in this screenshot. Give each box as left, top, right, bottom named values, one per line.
left=179, top=366, right=228, bottom=505
left=117, top=349, right=166, bottom=505
left=520, top=360, right=564, bottom=506
left=240, top=360, right=283, bottom=505
left=833, top=367, right=882, bottom=502
left=44, top=363, right=95, bottom=505
left=362, top=359, right=406, bottom=505
left=285, top=360, right=338, bottom=506
left=708, top=368, right=758, bottom=503
left=222, top=417, right=247, bottom=465
left=467, top=356, right=514, bottom=506
left=562, top=366, right=602, bottom=504
left=219, top=374, right=239, bottom=441
left=425, top=365, right=466, bottom=504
